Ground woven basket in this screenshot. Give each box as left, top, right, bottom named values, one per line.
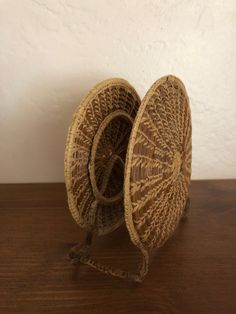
left=64, top=75, right=192, bottom=282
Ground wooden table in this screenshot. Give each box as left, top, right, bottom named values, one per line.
left=0, top=180, right=235, bottom=314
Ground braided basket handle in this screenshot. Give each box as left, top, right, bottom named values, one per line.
left=69, top=231, right=149, bottom=283
left=69, top=197, right=189, bottom=282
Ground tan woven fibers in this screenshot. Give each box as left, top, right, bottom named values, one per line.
left=64, top=78, right=140, bottom=235
left=64, top=75, right=192, bottom=281
left=124, top=76, right=191, bottom=251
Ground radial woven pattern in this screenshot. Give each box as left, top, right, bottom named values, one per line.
left=64, top=78, right=140, bottom=235
left=125, top=76, right=192, bottom=250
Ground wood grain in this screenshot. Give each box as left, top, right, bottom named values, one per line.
left=0, top=180, right=235, bottom=314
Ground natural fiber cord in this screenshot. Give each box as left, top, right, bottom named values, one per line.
left=64, top=75, right=192, bottom=282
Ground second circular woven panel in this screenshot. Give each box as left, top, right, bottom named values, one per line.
left=125, top=75, right=192, bottom=251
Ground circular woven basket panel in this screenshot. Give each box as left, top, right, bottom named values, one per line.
left=64, top=78, right=140, bottom=235
left=124, top=75, right=192, bottom=251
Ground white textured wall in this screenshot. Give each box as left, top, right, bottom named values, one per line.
left=0, top=0, right=236, bottom=183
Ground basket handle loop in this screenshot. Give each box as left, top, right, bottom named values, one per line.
left=89, top=110, right=133, bottom=205
left=69, top=231, right=149, bottom=283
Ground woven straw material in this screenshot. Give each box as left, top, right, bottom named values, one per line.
left=64, top=78, right=140, bottom=236
left=65, top=75, right=191, bottom=282
left=125, top=75, right=191, bottom=250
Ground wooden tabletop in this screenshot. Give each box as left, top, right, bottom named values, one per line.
left=0, top=180, right=235, bottom=314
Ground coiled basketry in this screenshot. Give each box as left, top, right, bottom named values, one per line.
left=64, top=75, right=192, bottom=282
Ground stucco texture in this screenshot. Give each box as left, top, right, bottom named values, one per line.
left=0, top=0, right=236, bottom=182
